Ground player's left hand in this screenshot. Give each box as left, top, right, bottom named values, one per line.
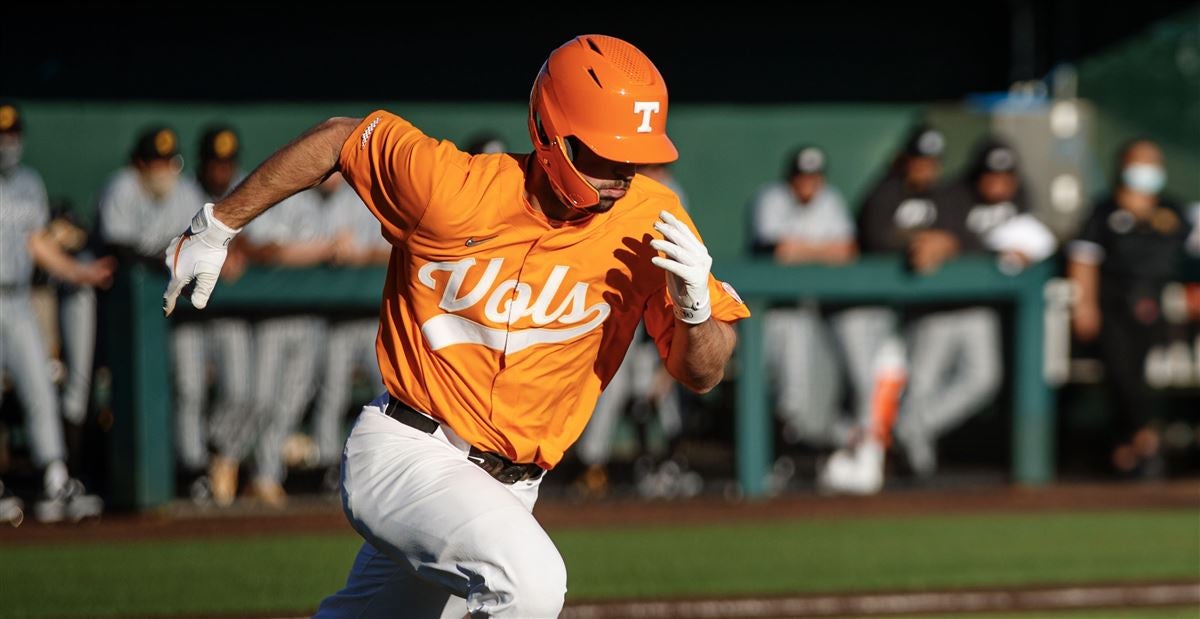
left=650, top=210, right=712, bottom=324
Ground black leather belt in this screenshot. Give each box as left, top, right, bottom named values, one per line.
left=385, top=397, right=545, bottom=484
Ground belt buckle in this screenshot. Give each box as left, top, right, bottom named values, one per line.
left=496, top=466, right=525, bottom=484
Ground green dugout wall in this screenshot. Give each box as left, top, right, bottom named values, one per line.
left=17, top=101, right=933, bottom=258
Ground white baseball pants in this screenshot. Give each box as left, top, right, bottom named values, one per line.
left=313, top=394, right=566, bottom=618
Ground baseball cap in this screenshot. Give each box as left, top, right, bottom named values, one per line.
left=0, top=102, right=23, bottom=134
left=787, top=145, right=827, bottom=177
left=981, top=144, right=1018, bottom=173
left=131, top=125, right=181, bottom=162
left=904, top=126, right=945, bottom=158
left=199, top=125, right=240, bottom=162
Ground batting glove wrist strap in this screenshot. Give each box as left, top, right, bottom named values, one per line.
left=650, top=210, right=713, bottom=325
left=190, top=203, right=241, bottom=248
left=162, top=203, right=240, bottom=316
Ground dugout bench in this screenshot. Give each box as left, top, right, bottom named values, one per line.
left=107, top=256, right=1054, bottom=509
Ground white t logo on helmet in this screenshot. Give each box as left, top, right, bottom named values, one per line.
left=633, top=101, right=661, bottom=133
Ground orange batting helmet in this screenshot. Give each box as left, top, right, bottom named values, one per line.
left=529, top=35, right=678, bottom=209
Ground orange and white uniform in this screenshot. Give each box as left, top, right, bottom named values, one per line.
left=338, top=111, right=749, bottom=469
left=163, top=36, right=745, bottom=619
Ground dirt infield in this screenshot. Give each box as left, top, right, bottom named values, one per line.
left=561, top=582, right=1200, bottom=618
left=3, top=478, right=1197, bottom=545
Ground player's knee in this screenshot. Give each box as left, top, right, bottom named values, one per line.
left=490, top=539, right=567, bottom=618
left=509, top=563, right=566, bottom=617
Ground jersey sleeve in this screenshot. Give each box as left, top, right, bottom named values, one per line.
left=822, top=187, right=855, bottom=241
left=643, top=206, right=752, bottom=361
left=337, top=111, right=467, bottom=245
left=97, top=174, right=139, bottom=247
left=857, top=178, right=903, bottom=253
left=1068, top=200, right=1109, bottom=265
left=750, top=184, right=790, bottom=253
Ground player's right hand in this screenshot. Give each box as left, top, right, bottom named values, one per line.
left=163, top=203, right=241, bottom=316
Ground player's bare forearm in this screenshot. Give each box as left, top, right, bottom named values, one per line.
left=1067, top=258, right=1099, bottom=307
left=666, top=318, right=736, bottom=393
left=251, top=240, right=336, bottom=267
left=28, top=231, right=113, bottom=287
left=775, top=239, right=857, bottom=265
left=214, top=117, right=360, bottom=229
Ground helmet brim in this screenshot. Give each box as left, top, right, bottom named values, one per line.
left=585, top=133, right=679, bottom=165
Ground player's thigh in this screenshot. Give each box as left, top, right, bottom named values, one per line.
left=171, top=323, right=208, bottom=397
left=341, top=406, right=564, bottom=602
left=1, top=302, right=55, bottom=402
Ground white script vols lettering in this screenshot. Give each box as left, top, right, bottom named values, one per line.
left=416, top=258, right=610, bottom=353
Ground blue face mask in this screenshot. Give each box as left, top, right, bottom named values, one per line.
left=1122, top=164, right=1166, bottom=195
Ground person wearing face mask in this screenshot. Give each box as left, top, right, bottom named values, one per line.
left=0, top=101, right=115, bottom=524
left=1068, top=138, right=1188, bottom=479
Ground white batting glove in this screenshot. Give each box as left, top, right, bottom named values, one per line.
left=650, top=210, right=712, bottom=324
left=162, top=203, right=241, bottom=316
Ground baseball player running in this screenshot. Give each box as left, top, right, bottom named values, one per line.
left=163, top=35, right=748, bottom=618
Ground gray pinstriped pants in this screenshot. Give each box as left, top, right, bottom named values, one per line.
left=252, top=316, right=326, bottom=484
left=764, top=304, right=844, bottom=447
left=833, top=305, right=1003, bottom=471
left=171, top=318, right=256, bottom=472
left=57, top=284, right=96, bottom=425
left=313, top=318, right=382, bottom=467
left=0, top=289, right=66, bottom=466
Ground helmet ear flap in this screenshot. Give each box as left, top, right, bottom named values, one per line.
left=532, top=111, right=550, bottom=148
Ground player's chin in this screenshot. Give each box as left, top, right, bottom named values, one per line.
left=586, top=199, right=618, bottom=214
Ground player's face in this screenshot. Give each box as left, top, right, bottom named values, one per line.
left=977, top=171, right=1017, bottom=204
left=569, top=139, right=636, bottom=213
left=1122, top=141, right=1163, bottom=168
left=905, top=156, right=940, bottom=191
left=0, top=132, right=22, bottom=170
left=789, top=173, right=823, bottom=204
left=201, top=159, right=235, bottom=196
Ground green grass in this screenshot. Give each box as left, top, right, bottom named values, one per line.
left=554, top=510, right=1200, bottom=598
left=1, top=510, right=1196, bottom=618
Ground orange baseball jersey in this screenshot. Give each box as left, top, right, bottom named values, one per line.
left=338, top=111, right=750, bottom=469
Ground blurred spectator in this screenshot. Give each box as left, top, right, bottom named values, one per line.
left=95, top=125, right=215, bottom=503
left=0, top=101, right=114, bottom=523
left=1067, top=138, right=1189, bottom=478
left=895, top=137, right=1054, bottom=476
left=748, top=145, right=856, bottom=450
left=825, top=135, right=1057, bottom=492
left=95, top=125, right=203, bottom=261
left=174, top=125, right=257, bottom=506
left=41, top=205, right=101, bottom=435
left=821, top=125, right=947, bottom=493
left=857, top=125, right=945, bottom=254
left=837, top=125, right=946, bottom=441
left=310, top=173, right=389, bottom=493
left=240, top=175, right=349, bottom=508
